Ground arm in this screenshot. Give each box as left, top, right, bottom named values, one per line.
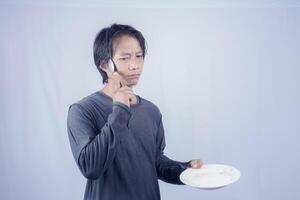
left=67, top=102, right=130, bottom=180
left=155, top=114, right=190, bottom=185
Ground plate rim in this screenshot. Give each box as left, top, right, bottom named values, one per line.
left=179, top=164, right=241, bottom=189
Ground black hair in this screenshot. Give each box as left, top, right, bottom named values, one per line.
left=93, top=23, right=147, bottom=84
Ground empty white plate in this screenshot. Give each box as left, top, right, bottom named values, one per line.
left=179, top=164, right=241, bottom=189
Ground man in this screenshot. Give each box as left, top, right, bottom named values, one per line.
left=67, top=23, right=203, bottom=200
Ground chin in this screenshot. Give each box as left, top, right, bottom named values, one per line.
left=126, top=81, right=138, bottom=88
left=127, top=84, right=137, bottom=88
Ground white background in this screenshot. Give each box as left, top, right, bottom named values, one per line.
left=1, top=0, right=300, bottom=199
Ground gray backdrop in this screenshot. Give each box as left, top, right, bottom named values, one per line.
left=1, top=1, right=299, bottom=200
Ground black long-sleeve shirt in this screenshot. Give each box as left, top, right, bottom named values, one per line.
left=67, top=91, right=189, bottom=200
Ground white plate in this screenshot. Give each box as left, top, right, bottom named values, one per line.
left=180, top=164, right=241, bottom=189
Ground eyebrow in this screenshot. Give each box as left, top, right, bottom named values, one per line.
left=119, top=51, right=143, bottom=56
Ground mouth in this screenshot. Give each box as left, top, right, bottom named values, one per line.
left=127, top=74, right=140, bottom=79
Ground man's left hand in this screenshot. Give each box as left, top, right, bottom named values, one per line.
left=188, top=159, right=203, bottom=169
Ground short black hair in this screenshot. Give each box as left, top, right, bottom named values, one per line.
left=93, top=23, right=147, bottom=84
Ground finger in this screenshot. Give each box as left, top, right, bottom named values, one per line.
left=109, top=72, right=122, bottom=83
left=191, top=162, right=198, bottom=168
left=199, top=160, right=203, bottom=166
left=122, top=90, right=134, bottom=94
left=119, top=85, right=131, bottom=89
left=122, top=92, right=135, bottom=100
left=118, top=86, right=134, bottom=93
left=102, top=64, right=114, bottom=78
left=106, top=68, right=114, bottom=78
left=123, top=93, right=135, bottom=100
left=116, top=88, right=133, bottom=94
left=190, top=160, right=203, bottom=169
left=111, top=71, right=122, bottom=78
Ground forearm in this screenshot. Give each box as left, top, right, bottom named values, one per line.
left=156, top=153, right=190, bottom=185
left=68, top=102, right=131, bottom=180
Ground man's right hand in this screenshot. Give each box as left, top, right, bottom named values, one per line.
left=102, top=62, right=135, bottom=107
left=106, top=69, right=124, bottom=93
left=113, top=86, right=135, bottom=108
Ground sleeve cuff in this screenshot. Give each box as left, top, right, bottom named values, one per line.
left=107, top=102, right=131, bottom=127
left=113, top=101, right=131, bottom=113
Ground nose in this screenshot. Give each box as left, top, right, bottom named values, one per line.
left=129, top=61, right=139, bottom=70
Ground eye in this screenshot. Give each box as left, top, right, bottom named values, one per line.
left=119, top=57, right=129, bottom=60
left=136, top=55, right=143, bottom=58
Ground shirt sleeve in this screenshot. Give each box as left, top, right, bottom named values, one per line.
left=155, top=114, right=191, bottom=185
left=67, top=102, right=131, bottom=180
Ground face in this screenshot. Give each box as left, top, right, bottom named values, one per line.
left=110, top=35, right=144, bottom=88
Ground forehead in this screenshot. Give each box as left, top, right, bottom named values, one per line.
left=113, top=35, right=142, bottom=55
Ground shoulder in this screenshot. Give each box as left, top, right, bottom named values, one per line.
left=68, top=91, right=101, bottom=117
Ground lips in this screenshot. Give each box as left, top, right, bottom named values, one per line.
left=127, top=74, right=140, bottom=79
